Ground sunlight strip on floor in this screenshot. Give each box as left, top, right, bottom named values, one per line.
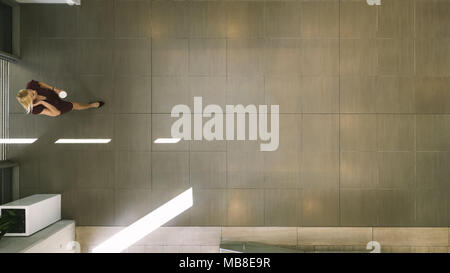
left=0, top=138, right=38, bottom=144
left=55, top=139, right=111, bottom=144
left=92, top=188, right=193, bottom=253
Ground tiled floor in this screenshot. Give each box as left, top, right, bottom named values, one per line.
left=8, top=0, right=450, bottom=227
left=76, top=226, right=450, bottom=253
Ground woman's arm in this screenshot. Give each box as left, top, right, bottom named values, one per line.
left=34, top=101, right=61, bottom=117
left=38, top=81, right=62, bottom=95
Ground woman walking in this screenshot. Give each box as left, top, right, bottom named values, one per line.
left=16, top=80, right=104, bottom=117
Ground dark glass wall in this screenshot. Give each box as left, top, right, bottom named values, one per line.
left=0, top=2, right=12, bottom=55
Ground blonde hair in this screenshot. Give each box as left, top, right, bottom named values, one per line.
left=16, top=89, right=33, bottom=114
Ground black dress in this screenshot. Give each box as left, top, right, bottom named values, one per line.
left=26, top=80, right=73, bottom=115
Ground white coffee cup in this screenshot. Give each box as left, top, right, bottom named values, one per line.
left=59, top=91, right=68, bottom=99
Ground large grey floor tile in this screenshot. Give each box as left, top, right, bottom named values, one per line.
left=39, top=39, right=78, bottom=75
left=152, top=38, right=188, bottom=76
left=226, top=1, right=264, bottom=38
left=301, top=187, right=339, bottom=226
left=300, top=0, right=339, bottom=38
left=74, top=150, right=114, bottom=189
left=340, top=152, right=378, bottom=188
left=341, top=76, right=415, bottom=113
left=416, top=115, right=450, bottom=151
left=377, top=39, right=414, bottom=76
left=265, top=1, right=302, bottom=38
left=300, top=39, right=339, bottom=76
left=190, top=152, right=226, bottom=189
left=416, top=152, right=450, bottom=189
left=264, top=76, right=301, bottom=113
left=415, top=77, right=450, bottom=113
left=341, top=189, right=416, bottom=227
left=114, top=39, right=151, bottom=76
left=416, top=0, right=450, bottom=38
left=114, top=0, right=151, bottom=38
left=340, top=0, right=377, bottom=38
left=376, top=76, right=415, bottom=113
left=264, top=115, right=301, bottom=188
left=9, top=113, right=40, bottom=141
left=416, top=189, right=449, bottom=227
left=189, top=38, right=226, bottom=76
left=377, top=0, right=414, bottom=38
left=114, top=114, right=151, bottom=151
left=264, top=189, right=300, bottom=227
left=74, top=189, right=115, bottom=226
left=151, top=152, right=190, bottom=190
left=151, top=0, right=189, bottom=38
left=78, top=39, right=114, bottom=75
left=78, top=0, right=114, bottom=38
left=340, top=76, right=378, bottom=113
left=264, top=148, right=301, bottom=189
left=264, top=39, right=302, bottom=76
left=20, top=4, right=39, bottom=39
left=340, top=189, right=379, bottom=226
left=340, top=39, right=377, bottom=76
left=39, top=5, right=78, bottom=38
left=301, top=76, right=339, bottom=113
left=38, top=151, right=76, bottom=193
left=302, top=151, right=339, bottom=188
left=340, top=114, right=377, bottom=151
left=377, top=152, right=415, bottom=188
left=416, top=39, right=450, bottom=76
left=188, top=76, right=226, bottom=111
left=115, top=189, right=152, bottom=226
left=188, top=1, right=227, bottom=38
left=226, top=76, right=265, bottom=106
left=190, top=189, right=227, bottom=226
left=113, top=76, right=151, bottom=113
left=227, top=189, right=264, bottom=226
left=377, top=190, right=415, bottom=226
left=376, top=114, right=415, bottom=151
left=151, top=76, right=190, bottom=114
left=227, top=142, right=265, bottom=189
left=114, top=151, right=151, bottom=189
left=302, top=114, right=339, bottom=152
left=227, top=39, right=264, bottom=77
left=13, top=155, right=40, bottom=190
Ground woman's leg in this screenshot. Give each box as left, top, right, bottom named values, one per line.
left=72, top=102, right=99, bottom=111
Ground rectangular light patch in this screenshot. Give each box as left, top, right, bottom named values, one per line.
left=55, top=139, right=111, bottom=144
left=0, top=138, right=38, bottom=144
left=154, top=138, right=181, bottom=144
left=92, top=188, right=193, bottom=253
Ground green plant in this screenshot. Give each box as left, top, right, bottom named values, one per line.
left=0, top=210, right=17, bottom=240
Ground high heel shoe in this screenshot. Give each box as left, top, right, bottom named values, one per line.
left=90, top=101, right=105, bottom=108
